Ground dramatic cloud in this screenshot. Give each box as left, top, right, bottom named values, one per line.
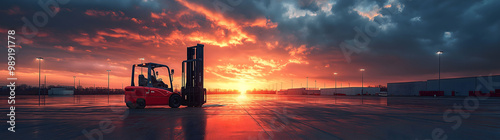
left=0, top=0, right=499, bottom=90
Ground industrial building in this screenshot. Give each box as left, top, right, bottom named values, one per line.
left=277, top=88, right=320, bottom=95
left=320, top=87, right=381, bottom=96
left=388, top=75, right=500, bottom=96
left=277, top=87, right=381, bottom=96
left=48, top=87, right=74, bottom=95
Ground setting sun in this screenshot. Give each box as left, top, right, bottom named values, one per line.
left=237, top=82, right=250, bottom=94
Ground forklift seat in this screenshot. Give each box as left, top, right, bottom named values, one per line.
left=138, top=75, right=147, bottom=86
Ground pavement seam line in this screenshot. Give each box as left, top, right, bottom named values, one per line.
left=235, top=99, right=273, bottom=139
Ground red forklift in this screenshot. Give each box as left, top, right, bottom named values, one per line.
left=124, top=44, right=206, bottom=109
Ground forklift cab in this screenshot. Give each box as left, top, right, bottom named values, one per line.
left=131, top=63, right=174, bottom=92
left=124, top=44, right=205, bottom=109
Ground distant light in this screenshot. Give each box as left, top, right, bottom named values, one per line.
left=360, top=69, right=365, bottom=71
left=334, top=72, right=338, bottom=75
left=36, top=57, right=43, bottom=60
left=139, top=58, right=145, bottom=60
left=436, top=51, right=443, bottom=55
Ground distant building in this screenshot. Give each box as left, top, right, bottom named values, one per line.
left=387, top=75, right=500, bottom=96
left=320, top=87, right=380, bottom=96
left=48, top=86, right=74, bottom=95
left=387, top=81, right=427, bottom=96
left=277, top=88, right=320, bottom=95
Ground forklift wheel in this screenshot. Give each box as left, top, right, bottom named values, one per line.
left=136, top=98, right=146, bottom=109
left=126, top=101, right=136, bottom=109
left=169, top=94, right=181, bottom=108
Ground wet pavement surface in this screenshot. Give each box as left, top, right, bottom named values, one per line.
left=1, top=94, right=500, bottom=140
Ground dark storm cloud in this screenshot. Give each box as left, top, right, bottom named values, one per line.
left=0, top=0, right=498, bottom=87
left=248, top=0, right=500, bottom=82
left=355, top=0, right=500, bottom=77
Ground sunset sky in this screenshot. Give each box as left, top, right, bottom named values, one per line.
left=1, top=0, right=499, bottom=90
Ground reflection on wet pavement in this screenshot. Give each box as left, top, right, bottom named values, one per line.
left=1, top=94, right=499, bottom=139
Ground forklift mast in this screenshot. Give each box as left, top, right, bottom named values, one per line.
left=181, top=44, right=206, bottom=107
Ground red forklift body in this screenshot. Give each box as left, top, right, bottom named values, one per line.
left=124, top=86, right=180, bottom=105
left=124, top=44, right=205, bottom=109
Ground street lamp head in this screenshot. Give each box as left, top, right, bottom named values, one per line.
left=360, top=69, right=365, bottom=72
left=334, top=72, right=338, bottom=75
left=107, top=70, right=111, bottom=72
left=139, top=58, right=145, bottom=60
left=36, top=57, right=43, bottom=60
left=436, top=51, right=443, bottom=55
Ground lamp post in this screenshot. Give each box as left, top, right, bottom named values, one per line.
left=73, top=76, right=76, bottom=95
left=44, top=75, right=46, bottom=105
left=36, top=57, right=43, bottom=106
left=436, top=51, right=443, bottom=92
left=306, top=77, right=308, bottom=90
left=334, top=72, right=338, bottom=104
left=291, top=80, right=293, bottom=89
left=139, top=58, right=144, bottom=75
left=360, top=69, right=365, bottom=103
left=334, top=73, right=338, bottom=95
left=107, top=70, right=111, bottom=103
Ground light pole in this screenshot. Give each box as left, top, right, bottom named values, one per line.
left=334, top=72, right=338, bottom=104
left=36, top=57, right=43, bottom=106
left=73, top=76, right=76, bottom=95
left=306, top=77, right=308, bottom=90
left=360, top=69, right=365, bottom=103
left=139, top=58, right=145, bottom=75
left=291, top=80, right=293, bottom=89
left=107, top=70, right=111, bottom=103
left=437, top=51, right=443, bottom=92
left=334, top=73, right=338, bottom=95
left=44, top=74, right=46, bottom=105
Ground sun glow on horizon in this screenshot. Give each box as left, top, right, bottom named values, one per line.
left=237, top=82, right=250, bottom=94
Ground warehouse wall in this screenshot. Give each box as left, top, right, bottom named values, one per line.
left=472, top=75, right=500, bottom=94
left=306, top=90, right=320, bottom=95
left=388, top=75, right=500, bottom=96
left=320, top=87, right=380, bottom=96
left=427, top=78, right=476, bottom=96
left=387, top=81, right=426, bottom=96
left=286, top=88, right=307, bottom=95
left=48, top=88, right=74, bottom=95
left=277, top=90, right=287, bottom=95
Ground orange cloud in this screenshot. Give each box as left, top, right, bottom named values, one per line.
left=85, top=10, right=142, bottom=24
left=7, top=6, right=22, bottom=15
left=353, top=5, right=382, bottom=21
left=85, top=10, right=124, bottom=17
left=54, top=45, right=75, bottom=52
left=173, top=0, right=277, bottom=47
left=131, top=18, right=142, bottom=24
